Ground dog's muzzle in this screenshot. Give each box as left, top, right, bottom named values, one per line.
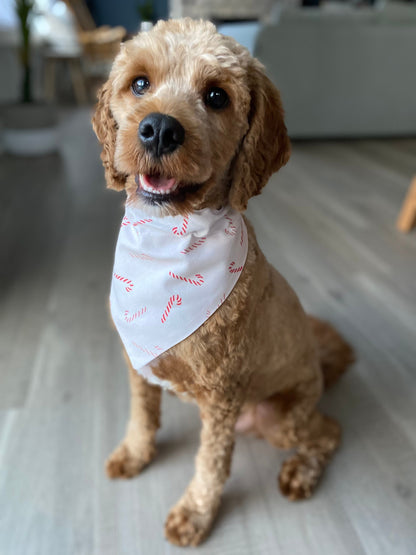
left=138, top=112, right=185, bottom=158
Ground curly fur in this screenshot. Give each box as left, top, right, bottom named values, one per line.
left=92, top=84, right=128, bottom=191
left=93, top=18, right=354, bottom=547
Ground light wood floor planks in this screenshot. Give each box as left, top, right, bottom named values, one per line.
left=0, top=109, right=415, bottom=555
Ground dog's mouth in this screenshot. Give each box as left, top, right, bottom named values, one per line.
left=135, top=174, right=203, bottom=204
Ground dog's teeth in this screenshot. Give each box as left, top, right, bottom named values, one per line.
left=141, top=180, right=179, bottom=196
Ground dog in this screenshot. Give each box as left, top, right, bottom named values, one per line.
left=92, top=18, right=354, bottom=547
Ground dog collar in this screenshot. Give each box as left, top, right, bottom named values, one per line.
left=110, top=203, right=248, bottom=388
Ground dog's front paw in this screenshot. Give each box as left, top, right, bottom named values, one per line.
left=105, top=442, right=155, bottom=479
left=278, top=454, right=323, bottom=501
left=164, top=504, right=215, bottom=547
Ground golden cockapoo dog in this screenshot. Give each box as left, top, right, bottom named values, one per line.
left=92, top=18, right=354, bottom=547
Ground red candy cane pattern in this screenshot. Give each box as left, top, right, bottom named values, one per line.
left=132, top=219, right=152, bottom=226
left=172, top=216, right=189, bottom=236
left=228, top=261, right=244, bottom=274
left=169, top=271, right=204, bottom=286
left=133, top=342, right=162, bottom=358
left=225, top=216, right=237, bottom=236
left=121, top=217, right=152, bottom=228
left=180, top=237, right=206, bottom=254
left=113, top=273, right=134, bottom=292
left=129, top=252, right=154, bottom=261
left=218, top=292, right=226, bottom=306
left=124, top=307, right=147, bottom=323
left=161, top=295, right=182, bottom=323
left=206, top=293, right=227, bottom=317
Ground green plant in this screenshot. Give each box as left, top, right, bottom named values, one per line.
left=137, top=0, right=153, bottom=22
left=15, top=0, right=34, bottom=103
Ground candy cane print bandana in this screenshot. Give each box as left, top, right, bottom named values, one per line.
left=109, top=203, right=248, bottom=388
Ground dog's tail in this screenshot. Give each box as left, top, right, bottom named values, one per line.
left=308, top=316, right=355, bottom=389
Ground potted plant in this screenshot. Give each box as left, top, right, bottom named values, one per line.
left=138, top=0, right=154, bottom=31
left=2, top=0, right=58, bottom=156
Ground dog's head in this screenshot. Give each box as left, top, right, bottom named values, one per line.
left=92, top=18, right=290, bottom=215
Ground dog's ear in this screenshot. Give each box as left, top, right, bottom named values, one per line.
left=229, top=61, right=291, bottom=211
left=92, top=82, right=127, bottom=191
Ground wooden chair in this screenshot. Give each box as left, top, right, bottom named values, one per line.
left=44, top=49, right=88, bottom=105
left=63, top=0, right=127, bottom=99
left=78, top=26, right=126, bottom=64
left=64, top=0, right=96, bottom=31
left=397, top=176, right=416, bottom=232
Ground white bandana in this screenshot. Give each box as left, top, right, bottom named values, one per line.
left=110, top=202, right=248, bottom=388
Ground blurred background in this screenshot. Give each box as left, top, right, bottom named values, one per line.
left=0, top=1, right=415, bottom=554
left=1, top=0, right=416, bottom=134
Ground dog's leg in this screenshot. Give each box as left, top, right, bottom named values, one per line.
left=255, top=379, right=341, bottom=501
left=106, top=356, right=161, bottom=479
left=165, top=401, right=240, bottom=546
left=277, top=411, right=340, bottom=500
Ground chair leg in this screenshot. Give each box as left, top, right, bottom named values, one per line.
left=44, top=58, right=56, bottom=103
left=397, top=176, right=416, bottom=233
left=68, top=59, right=88, bottom=104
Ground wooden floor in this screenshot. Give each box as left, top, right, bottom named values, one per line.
left=1, top=109, right=415, bottom=555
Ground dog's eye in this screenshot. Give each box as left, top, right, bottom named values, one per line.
left=131, top=76, right=150, bottom=96
left=205, top=87, right=229, bottom=110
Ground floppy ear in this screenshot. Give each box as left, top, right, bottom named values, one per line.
left=229, top=61, right=291, bottom=211
left=92, top=82, right=127, bottom=191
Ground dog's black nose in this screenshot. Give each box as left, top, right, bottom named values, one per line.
left=138, top=113, right=185, bottom=157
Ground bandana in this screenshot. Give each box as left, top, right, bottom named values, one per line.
left=110, top=203, right=248, bottom=388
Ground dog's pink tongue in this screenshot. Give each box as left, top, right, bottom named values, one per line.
left=143, top=174, right=177, bottom=192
